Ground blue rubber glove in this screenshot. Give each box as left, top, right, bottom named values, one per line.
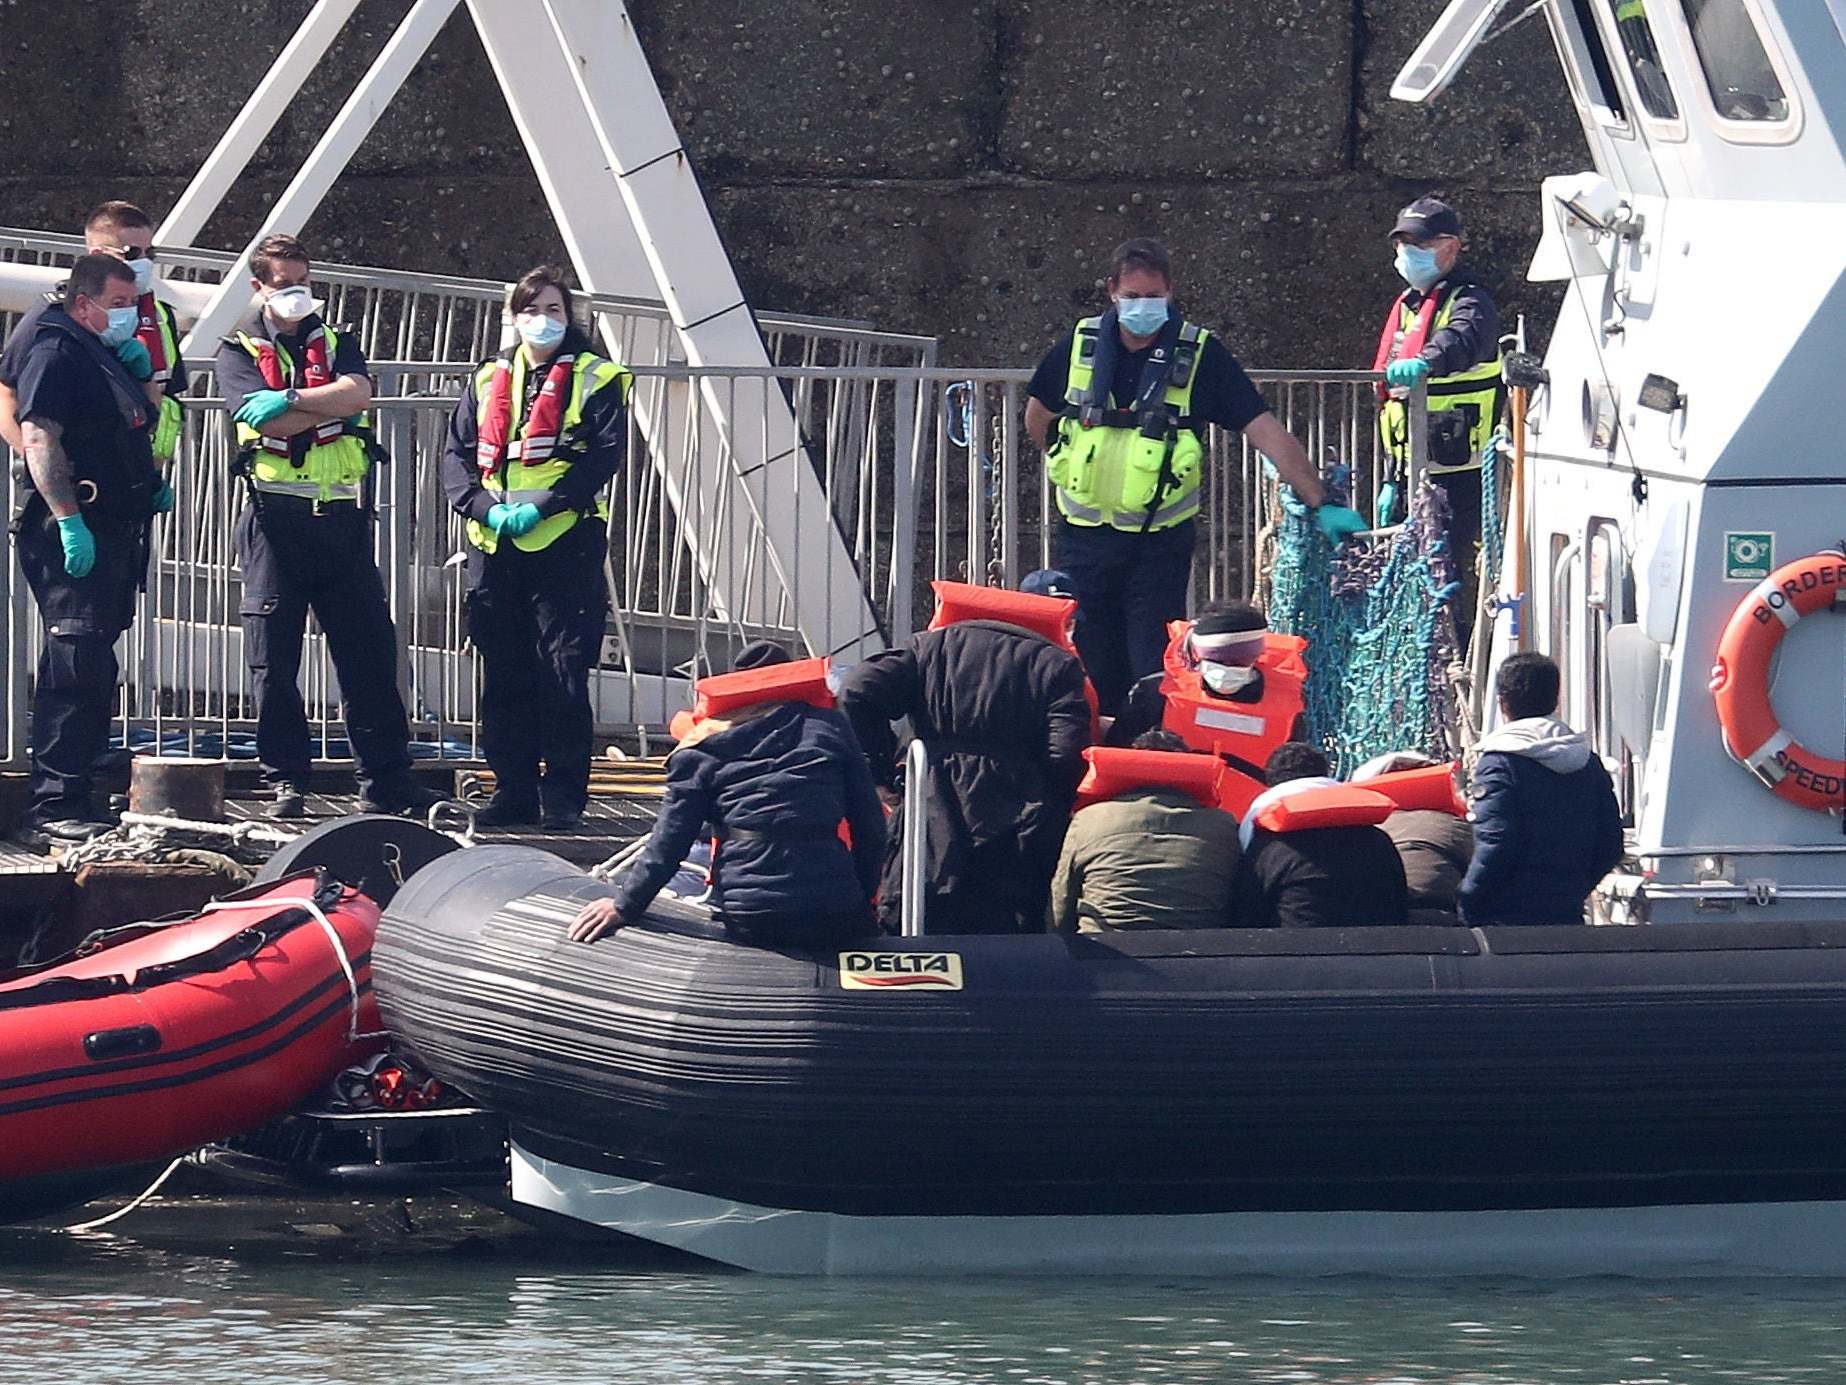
left=502, top=502, right=542, bottom=538
left=234, top=389, right=292, bottom=427
left=56, top=514, right=96, bottom=578
left=486, top=502, right=516, bottom=534
left=114, top=338, right=153, bottom=381
left=153, top=480, right=176, bottom=514
left=1313, top=504, right=1368, bottom=545
left=1384, top=357, right=1430, bottom=390
left=1374, top=482, right=1399, bottom=528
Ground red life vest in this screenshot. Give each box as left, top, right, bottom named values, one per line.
left=1371, top=286, right=1448, bottom=400
left=1254, top=784, right=1394, bottom=833
left=929, top=581, right=1100, bottom=737
left=1363, top=761, right=1467, bottom=817
left=253, top=325, right=343, bottom=452
left=476, top=353, right=576, bottom=476
left=671, top=657, right=836, bottom=742
left=1073, top=745, right=1227, bottom=814
left=1158, top=621, right=1307, bottom=772
left=135, top=293, right=172, bottom=383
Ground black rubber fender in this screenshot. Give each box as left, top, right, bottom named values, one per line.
left=255, top=814, right=462, bottom=908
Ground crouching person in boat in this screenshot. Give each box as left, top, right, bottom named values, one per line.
left=838, top=576, right=1093, bottom=934
left=568, top=642, right=888, bottom=949
left=1231, top=742, right=1409, bottom=928
left=1460, top=653, right=1622, bottom=926
left=1352, top=750, right=1475, bottom=926
left=1050, top=730, right=1241, bottom=933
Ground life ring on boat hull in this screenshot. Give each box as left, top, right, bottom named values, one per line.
left=1710, top=550, right=1846, bottom=813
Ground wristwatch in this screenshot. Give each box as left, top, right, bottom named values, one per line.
left=284, top=387, right=301, bottom=408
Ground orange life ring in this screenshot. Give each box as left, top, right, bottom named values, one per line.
left=1710, top=550, right=1846, bottom=813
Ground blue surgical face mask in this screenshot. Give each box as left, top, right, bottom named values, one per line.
left=126, top=257, right=154, bottom=295
left=1394, top=244, right=1441, bottom=291
left=516, top=312, right=566, bottom=350
left=1115, top=296, right=1169, bottom=338
left=99, top=305, right=140, bottom=346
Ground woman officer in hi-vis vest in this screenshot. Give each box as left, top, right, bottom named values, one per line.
left=442, top=266, right=632, bottom=831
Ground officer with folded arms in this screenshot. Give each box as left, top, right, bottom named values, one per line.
left=215, top=233, right=442, bottom=820
left=9, top=254, right=164, bottom=844
left=1024, top=237, right=1366, bottom=715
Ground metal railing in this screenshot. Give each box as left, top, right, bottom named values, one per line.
left=0, top=361, right=1419, bottom=770
left=0, top=228, right=938, bottom=374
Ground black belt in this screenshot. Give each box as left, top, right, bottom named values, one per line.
left=721, top=825, right=842, bottom=845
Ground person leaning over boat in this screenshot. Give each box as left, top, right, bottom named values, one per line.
left=442, top=265, right=629, bottom=831
left=838, top=572, right=1093, bottom=935
left=6, top=255, right=164, bottom=844
left=1, top=202, right=188, bottom=473
left=1352, top=750, right=1474, bottom=926
left=215, top=233, right=442, bottom=821
left=568, top=641, right=888, bottom=949
left=1230, top=742, right=1408, bottom=929
left=1459, top=654, right=1622, bottom=926
left=1372, top=196, right=1503, bottom=642
left=1049, top=730, right=1241, bottom=933
left=1022, top=237, right=1366, bottom=716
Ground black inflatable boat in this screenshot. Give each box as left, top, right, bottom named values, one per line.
left=373, top=844, right=1846, bottom=1275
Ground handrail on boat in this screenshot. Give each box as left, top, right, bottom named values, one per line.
left=900, top=739, right=929, bottom=938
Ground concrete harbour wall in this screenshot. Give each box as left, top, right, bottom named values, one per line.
left=0, top=0, right=1585, bottom=366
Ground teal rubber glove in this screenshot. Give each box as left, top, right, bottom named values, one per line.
left=486, top=502, right=516, bottom=534
left=234, top=389, right=292, bottom=427
left=1314, top=504, right=1368, bottom=545
left=1384, top=357, right=1430, bottom=390
left=153, top=480, right=175, bottom=514
left=114, top=338, right=153, bottom=381
left=502, top=502, right=542, bottom=538
left=1374, top=481, right=1399, bottom=528
left=56, top=514, right=96, bottom=578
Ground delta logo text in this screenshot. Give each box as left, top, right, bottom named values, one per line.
left=838, top=951, right=964, bottom=991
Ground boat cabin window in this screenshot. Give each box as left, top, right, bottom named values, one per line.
left=1609, top=0, right=1678, bottom=120
left=1678, top=0, right=1788, bottom=122
left=1564, top=0, right=1629, bottom=126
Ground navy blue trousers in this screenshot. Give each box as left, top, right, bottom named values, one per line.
left=1053, top=518, right=1195, bottom=715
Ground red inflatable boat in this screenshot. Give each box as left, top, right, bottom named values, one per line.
left=0, top=870, right=384, bottom=1212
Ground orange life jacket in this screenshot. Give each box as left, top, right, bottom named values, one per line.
left=928, top=581, right=1100, bottom=738
left=1158, top=621, right=1308, bottom=771
left=1073, top=745, right=1227, bottom=814
left=1363, top=761, right=1467, bottom=817
left=1254, top=784, right=1395, bottom=834
left=670, top=657, right=836, bottom=742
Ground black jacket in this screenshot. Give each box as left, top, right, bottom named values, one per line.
left=611, top=703, right=886, bottom=930
left=1459, top=722, right=1623, bottom=926
left=1401, top=266, right=1500, bottom=378
left=838, top=620, right=1092, bottom=926
left=1230, top=824, right=1410, bottom=929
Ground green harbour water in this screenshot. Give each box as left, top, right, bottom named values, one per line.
left=3, top=1207, right=1845, bottom=1384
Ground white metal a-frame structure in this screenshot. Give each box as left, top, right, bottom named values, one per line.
left=171, top=0, right=883, bottom=661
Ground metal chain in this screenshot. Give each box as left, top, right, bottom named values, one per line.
left=986, top=397, right=1006, bottom=587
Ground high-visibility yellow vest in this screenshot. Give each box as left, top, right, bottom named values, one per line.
left=1050, top=316, right=1206, bottom=532
left=231, top=322, right=371, bottom=504
left=1379, top=295, right=1503, bottom=476
left=466, top=348, right=630, bottom=554
left=142, top=298, right=183, bottom=464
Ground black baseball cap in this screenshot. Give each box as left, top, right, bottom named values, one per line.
left=1391, top=197, right=1462, bottom=243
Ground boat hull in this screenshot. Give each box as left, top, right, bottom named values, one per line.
left=0, top=870, right=383, bottom=1218
left=375, top=846, right=1846, bottom=1274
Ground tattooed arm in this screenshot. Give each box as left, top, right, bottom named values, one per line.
left=21, top=418, right=80, bottom=518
